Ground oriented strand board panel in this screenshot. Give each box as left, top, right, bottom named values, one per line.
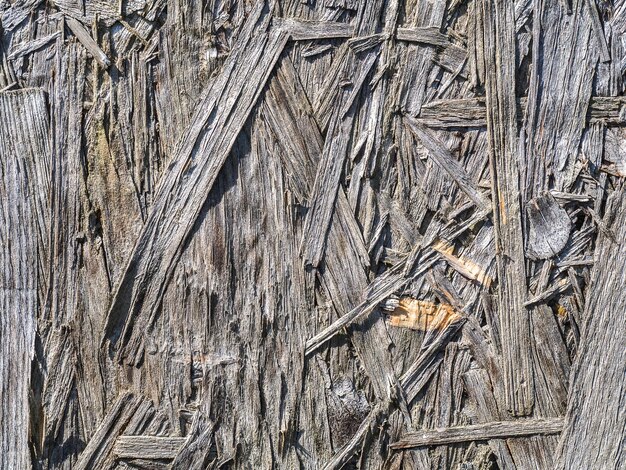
left=1, top=0, right=625, bottom=468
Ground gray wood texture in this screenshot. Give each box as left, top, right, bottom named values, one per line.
left=391, top=417, right=564, bottom=449
left=1, top=0, right=624, bottom=469
left=1, top=88, right=49, bottom=470
left=556, top=190, right=626, bottom=470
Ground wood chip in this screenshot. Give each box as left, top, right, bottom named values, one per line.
left=386, top=298, right=462, bottom=331
left=525, top=192, right=573, bottom=260
left=391, top=417, right=564, bottom=449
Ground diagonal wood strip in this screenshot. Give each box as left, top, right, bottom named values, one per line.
left=299, top=50, right=379, bottom=268
left=65, top=17, right=111, bottom=68
left=74, top=392, right=146, bottom=470
left=405, top=115, right=492, bottom=214
left=103, top=3, right=289, bottom=365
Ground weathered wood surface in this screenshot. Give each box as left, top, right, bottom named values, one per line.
left=482, top=0, right=533, bottom=416
left=0, top=88, right=48, bottom=470
left=104, top=4, right=289, bottom=365
left=1, top=0, right=625, bottom=469
left=113, top=436, right=187, bottom=460
left=391, top=417, right=564, bottom=449
left=556, top=190, right=626, bottom=469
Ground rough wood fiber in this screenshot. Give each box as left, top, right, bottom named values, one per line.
left=391, top=417, right=564, bottom=448
left=104, top=3, right=289, bottom=365
left=1, top=0, right=624, bottom=468
left=482, top=0, right=534, bottom=416
left=264, top=56, right=398, bottom=405
left=300, top=0, right=385, bottom=268
left=522, top=0, right=601, bottom=195
left=556, top=190, right=626, bottom=469
left=0, top=88, right=48, bottom=470
left=113, top=436, right=186, bottom=459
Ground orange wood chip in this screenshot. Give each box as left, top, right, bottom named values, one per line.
left=386, top=298, right=462, bottom=331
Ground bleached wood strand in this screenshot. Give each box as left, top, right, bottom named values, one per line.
left=417, top=96, right=626, bottom=128
left=65, top=17, right=111, bottom=68
left=391, top=417, right=564, bottom=449
left=113, top=436, right=186, bottom=459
